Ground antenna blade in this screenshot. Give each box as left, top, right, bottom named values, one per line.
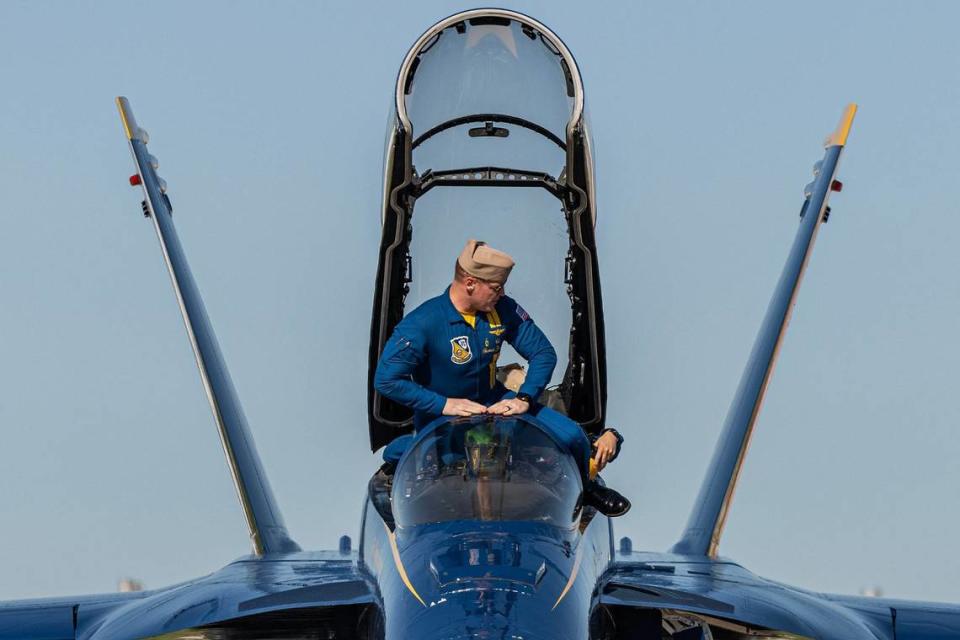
left=672, top=104, right=858, bottom=558
left=116, top=97, right=299, bottom=555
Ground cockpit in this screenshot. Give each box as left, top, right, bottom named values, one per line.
left=392, top=416, right=582, bottom=529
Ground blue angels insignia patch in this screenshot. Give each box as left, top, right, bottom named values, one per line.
left=450, top=336, right=472, bottom=364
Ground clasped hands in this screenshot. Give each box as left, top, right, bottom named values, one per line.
left=442, top=396, right=530, bottom=417
left=443, top=398, right=620, bottom=472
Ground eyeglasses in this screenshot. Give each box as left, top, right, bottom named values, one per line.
left=481, top=279, right=505, bottom=295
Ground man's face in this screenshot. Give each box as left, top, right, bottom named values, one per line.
left=470, top=277, right=505, bottom=312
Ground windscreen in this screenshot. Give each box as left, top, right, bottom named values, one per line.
left=392, top=417, right=582, bottom=528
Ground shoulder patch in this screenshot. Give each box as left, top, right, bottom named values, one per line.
left=450, top=336, right=472, bottom=364
left=515, top=304, right=530, bottom=322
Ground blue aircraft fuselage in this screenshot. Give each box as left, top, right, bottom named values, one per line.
left=360, top=504, right=612, bottom=639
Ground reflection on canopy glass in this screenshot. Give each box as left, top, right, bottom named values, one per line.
left=404, top=19, right=575, bottom=141
left=393, top=417, right=582, bottom=528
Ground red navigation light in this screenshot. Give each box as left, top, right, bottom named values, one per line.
left=129, top=174, right=142, bottom=186
left=830, top=180, right=843, bottom=192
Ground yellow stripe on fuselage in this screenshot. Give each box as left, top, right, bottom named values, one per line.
left=552, top=544, right=584, bottom=610
left=385, top=524, right=426, bottom=607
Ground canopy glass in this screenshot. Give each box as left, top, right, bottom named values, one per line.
left=392, top=416, right=582, bottom=528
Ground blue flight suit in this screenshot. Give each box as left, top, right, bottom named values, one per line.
left=375, top=288, right=591, bottom=477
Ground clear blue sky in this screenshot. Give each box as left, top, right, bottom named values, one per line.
left=2, top=1, right=959, bottom=603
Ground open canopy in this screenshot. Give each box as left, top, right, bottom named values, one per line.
left=368, top=9, right=607, bottom=451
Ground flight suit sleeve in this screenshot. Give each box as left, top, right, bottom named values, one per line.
left=501, top=298, right=557, bottom=400
left=374, top=318, right=447, bottom=415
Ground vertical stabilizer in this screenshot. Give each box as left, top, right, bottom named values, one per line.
left=672, top=104, right=858, bottom=558
left=116, top=97, right=299, bottom=555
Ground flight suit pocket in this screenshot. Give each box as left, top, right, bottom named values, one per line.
left=382, top=336, right=420, bottom=366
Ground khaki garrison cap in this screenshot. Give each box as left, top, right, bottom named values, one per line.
left=458, top=239, right=514, bottom=283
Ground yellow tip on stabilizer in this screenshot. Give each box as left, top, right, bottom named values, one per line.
left=824, top=103, right=858, bottom=148
left=116, top=96, right=141, bottom=141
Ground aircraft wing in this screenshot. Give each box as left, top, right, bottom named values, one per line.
left=600, top=555, right=873, bottom=638
left=823, top=593, right=960, bottom=639
left=602, top=554, right=960, bottom=638
left=0, top=553, right=377, bottom=639
left=0, top=591, right=147, bottom=640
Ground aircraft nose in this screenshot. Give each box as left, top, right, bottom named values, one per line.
left=415, top=620, right=560, bottom=640
left=394, top=584, right=583, bottom=640
left=443, top=635, right=552, bottom=640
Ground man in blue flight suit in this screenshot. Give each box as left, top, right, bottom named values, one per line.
left=374, top=239, right=629, bottom=517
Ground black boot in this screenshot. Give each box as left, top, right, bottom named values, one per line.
left=584, top=481, right=631, bottom=517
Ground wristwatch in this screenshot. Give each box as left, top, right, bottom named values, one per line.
left=515, top=392, right=533, bottom=405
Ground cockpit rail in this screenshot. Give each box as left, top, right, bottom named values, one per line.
left=414, top=166, right=564, bottom=198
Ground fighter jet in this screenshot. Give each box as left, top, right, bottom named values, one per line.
left=1, top=8, right=958, bottom=640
